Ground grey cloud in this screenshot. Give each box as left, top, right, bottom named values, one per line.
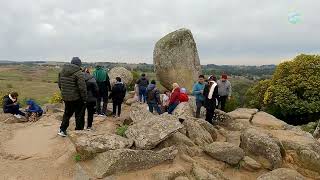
left=0, top=0, right=319, bottom=65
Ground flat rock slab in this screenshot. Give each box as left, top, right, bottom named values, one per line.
left=125, top=113, right=183, bottom=149
left=257, top=168, right=305, bottom=180
left=241, top=156, right=262, bottom=171
left=251, top=112, right=287, bottom=130
left=83, top=146, right=178, bottom=178
left=204, top=142, right=245, bottom=165
left=183, top=119, right=213, bottom=146
left=227, top=108, right=258, bottom=119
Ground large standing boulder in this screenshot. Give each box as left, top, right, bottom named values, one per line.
left=83, top=146, right=178, bottom=178
left=240, top=128, right=284, bottom=169
left=125, top=113, right=183, bottom=149
left=204, top=142, right=245, bottom=165
left=153, top=28, right=201, bottom=93
left=69, top=133, right=133, bottom=160
left=257, top=168, right=305, bottom=180
left=109, top=67, right=133, bottom=86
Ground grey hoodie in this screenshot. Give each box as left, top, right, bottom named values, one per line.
left=217, top=79, right=232, bottom=97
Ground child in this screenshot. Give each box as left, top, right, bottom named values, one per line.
left=179, top=88, right=189, bottom=103
left=25, top=100, right=43, bottom=122
left=2, top=92, right=25, bottom=119
left=109, top=77, right=126, bottom=117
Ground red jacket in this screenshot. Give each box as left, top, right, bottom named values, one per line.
left=179, top=93, right=189, bottom=102
left=169, top=88, right=180, bottom=105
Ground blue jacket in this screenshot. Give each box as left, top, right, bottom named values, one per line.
left=192, top=82, right=205, bottom=101
left=26, top=100, right=43, bottom=114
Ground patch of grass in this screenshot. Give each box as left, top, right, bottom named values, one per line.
left=116, top=125, right=129, bottom=137
left=74, top=154, right=82, bottom=162
left=301, top=121, right=319, bottom=133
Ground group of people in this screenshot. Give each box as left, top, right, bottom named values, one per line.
left=57, top=57, right=126, bottom=137
left=2, top=92, right=43, bottom=121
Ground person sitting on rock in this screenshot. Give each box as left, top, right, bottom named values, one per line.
left=25, top=99, right=43, bottom=122
left=146, top=80, right=162, bottom=114
left=83, top=68, right=99, bottom=130
left=109, top=77, right=126, bottom=118
left=136, top=73, right=149, bottom=104
left=178, top=88, right=189, bottom=103
left=168, top=83, right=181, bottom=114
left=2, top=92, right=25, bottom=119
left=203, top=75, right=219, bottom=124
left=162, top=90, right=171, bottom=112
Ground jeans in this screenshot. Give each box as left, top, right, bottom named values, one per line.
left=148, top=102, right=162, bottom=114
left=97, top=97, right=108, bottom=115
left=205, top=105, right=216, bottom=124
left=60, top=100, right=85, bottom=132
left=113, top=102, right=122, bottom=116
left=139, top=87, right=147, bottom=103
left=195, top=100, right=204, bottom=118
left=218, top=96, right=228, bottom=111
left=4, top=104, right=25, bottom=116
left=86, top=102, right=96, bottom=128
left=168, top=102, right=179, bottom=114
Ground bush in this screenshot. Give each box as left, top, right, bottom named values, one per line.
left=74, top=154, right=82, bottom=162
left=116, top=125, right=129, bottom=137
left=49, top=92, right=63, bottom=104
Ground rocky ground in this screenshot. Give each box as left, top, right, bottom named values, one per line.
left=0, top=100, right=320, bottom=180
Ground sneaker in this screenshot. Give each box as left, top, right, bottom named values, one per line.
left=14, top=114, right=22, bottom=119
left=86, top=127, right=92, bottom=131
left=58, top=130, right=67, bottom=137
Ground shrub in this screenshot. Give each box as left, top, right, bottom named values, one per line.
left=116, top=125, right=129, bottom=137
left=74, top=154, right=82, bottom=162
left=49, top=92, right=63, bottom=104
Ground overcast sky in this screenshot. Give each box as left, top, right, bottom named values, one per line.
left=0, top=0, right=319, bottom=65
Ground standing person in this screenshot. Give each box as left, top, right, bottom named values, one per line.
left=217, top=73, right=232, bottom=111
left=109, top=77, right=126, bottom=118
left=192, top=75, right=206, bottom=118
left=83, top=69, right=99, bottom=130
left=168, top=83, right=181, bottom=114
left=58, top=57, right=87, bottom=137
left=2, top=92, right=25, bottom=118
left=25, top=100, right=43, bottom=122
left=136, top=73, right=149, bottom=104
left=203, top=75, right=219, bottom=124
left=93, top=65, right=111, bottom=116
left=146, top=80, right=162, bottom=114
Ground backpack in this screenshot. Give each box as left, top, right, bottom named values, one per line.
left=179, top=93, right=189, bottom=102
left=147, top=89, right=156, bottom=102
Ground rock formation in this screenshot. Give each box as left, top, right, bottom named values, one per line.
left=108, top=67, right=133, bottom=86
left=153, top=28, right=201, bottom=93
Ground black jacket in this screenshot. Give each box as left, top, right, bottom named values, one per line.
left=84, top=73, right=99, bottom=103
left=2, top=95, right=15, bottom=112
left=109, top=82, right=126, bottom=103
left=136, top=77, right=149, bottom=88
left=58, top=63, right=87, bottom=102
left=203, top=83, right=219, bottom=109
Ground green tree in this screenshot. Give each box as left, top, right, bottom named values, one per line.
left=245, top=79, right=271, bottom=109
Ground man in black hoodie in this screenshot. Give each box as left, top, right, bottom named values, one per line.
left=2, top=92, right=25, bottom=118
left=58, top=57, right=87, bottom=137
left=136, top=73, right=149, bottom=103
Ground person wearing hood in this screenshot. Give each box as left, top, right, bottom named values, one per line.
left=136, top=73, right=149, bottom=103
left=203, top=75, right=219, bottom=124
left=217, top=73, right=232, bottom=111
left=146, top=80, right=162, bottom=114
left=25, top=99, right=43, bottom=122
left=58, top=57, right=87, bottom=137
left=109, top=77, right=126, bottom=117
left=83, top=68, right=99, bottom=130
left=2, top=92, right=25, bottom=118
left=93, top=65, right=111, bottom=116
left=168, top=83, right=181, bottom=114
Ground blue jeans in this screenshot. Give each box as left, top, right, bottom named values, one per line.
left=139, top=87, right=147, bottom=103
left=148, top=103, right=162, bottom=114
left=168, top=102, right=179, bottom=114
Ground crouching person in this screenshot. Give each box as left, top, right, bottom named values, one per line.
left=25, top=100, right=43, bottom=122
left=109, top=77, right=126, bottom=118
left=2, top=92, right=25, bottom=119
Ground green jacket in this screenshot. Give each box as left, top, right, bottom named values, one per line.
left=58, top=64, right=87, bottom=102
left=93, top=67, right=109, bottom=82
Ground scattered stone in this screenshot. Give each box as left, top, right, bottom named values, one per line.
left=43, top=103, right=64, bottom=114
left=297, top=149, right=320, bottom=173
left=257, top=168, right=305, bottom=180
left=129, top=103, right=154, bottom=123
left=152, top=167, right=186, bottom=180
left=191, top=163, right=228, bottom=180
left=69, top=133, right=133, bottom=160
left=204, top=142, right=245, bottom=165
left=83, top=146, right=178, bottom=178
left=125, top=113, right=183, bottom=149
left=173, top=102, right=194, bottom=118
left=109, top=67, right=133, bottom=86
left=214, top=109, right=233, bottom=125
left=153, top=28, right=201, bottom=93
left=125, top=98, right=137, bottom=105
left=193, top=118, right=218, bottom=141
left=240, top=128, right=283, bottom=169
left=241, top=156, right=262, bottom=171
left=183, top=119, right=213, bottom=146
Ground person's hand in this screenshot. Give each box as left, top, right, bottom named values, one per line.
left=200, top=90, right=204, bottom=94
